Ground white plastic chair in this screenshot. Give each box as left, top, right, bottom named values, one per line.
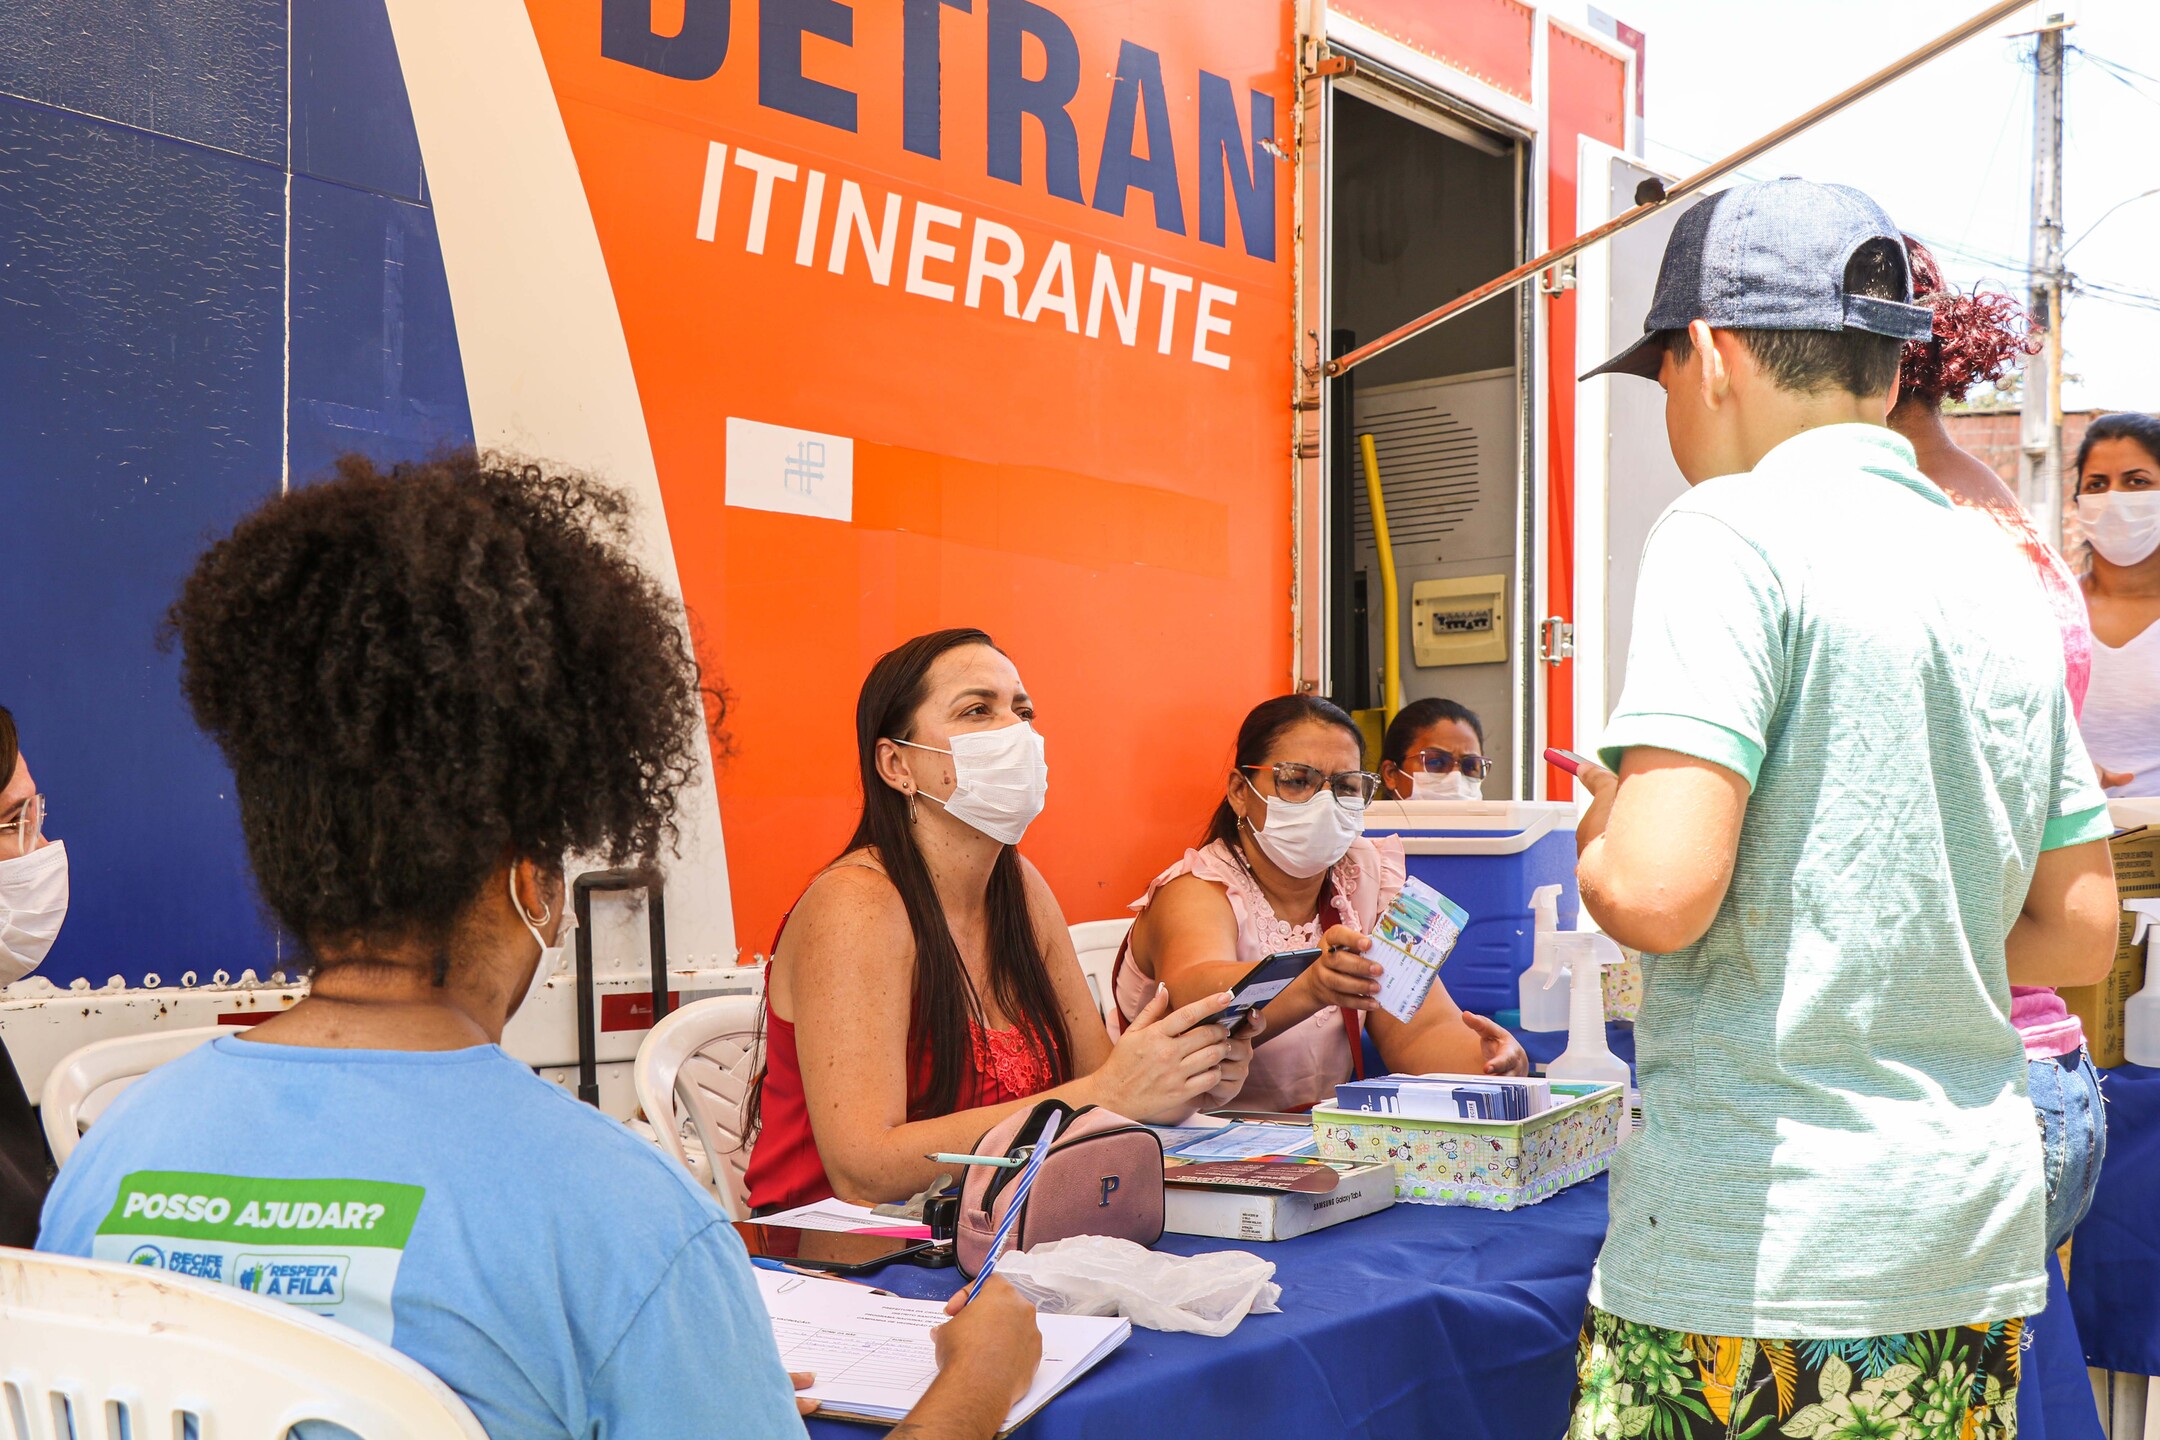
left=1068, top=918, right=1134, bottom=1026
left=41, top=1025, right=240, bottom=1166
left=633, top=995, right=764, bottom=1220
left=0, top=1246, right=487, bottom=1439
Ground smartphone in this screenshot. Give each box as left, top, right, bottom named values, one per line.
left=1202, top=947, right=1324, bottom=1031
left=1544, top=747, right=1594, bottom=776
left=733, top=1222, right=935, bottom=1275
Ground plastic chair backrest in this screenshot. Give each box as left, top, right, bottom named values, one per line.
left=40, top=1026, right=241, bottom=1166
left=0, top=1246, right=488, bottom=1440
left=633, top=995, right=765, bottom=1220
left=1067, top=918, right=1134, bottom=1025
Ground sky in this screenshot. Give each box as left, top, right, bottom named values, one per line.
left=1593, top=0, right=2160, bottom=412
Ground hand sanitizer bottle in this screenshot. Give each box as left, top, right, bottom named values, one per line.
left=2122, top=900, right=2160, bottom=1068
left=1519, top=885, right=1571, bottom=1032
left=1546, top=931, right=1631, bottom=1089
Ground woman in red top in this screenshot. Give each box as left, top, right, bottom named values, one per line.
left=745, top=628, right=1254, bottom=1211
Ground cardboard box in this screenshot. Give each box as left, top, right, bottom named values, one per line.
left=1163, top=1159, right=1398, bottom=1241
left=2061, top=820, right=2160, bottom=1068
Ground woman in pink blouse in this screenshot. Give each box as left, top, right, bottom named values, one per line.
left=1112, top=694, right=1525, bottom=1112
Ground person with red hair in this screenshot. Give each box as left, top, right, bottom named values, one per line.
left=1887, top=237, right=2107, bottom=1257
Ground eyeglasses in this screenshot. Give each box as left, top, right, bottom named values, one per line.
left=1241, top=763, right=1383, bottom=809
left=1401, top=748, right=1494, bottom=781
left=0, top=793, right=45, bottom=860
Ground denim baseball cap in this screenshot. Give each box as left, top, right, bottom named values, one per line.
left=1583, top=177, right=1936, bottom=382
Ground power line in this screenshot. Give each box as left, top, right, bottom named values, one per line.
left=2072, top=46, right=2160, bottom=109
left=2074, top=45, right=2160, bottom=91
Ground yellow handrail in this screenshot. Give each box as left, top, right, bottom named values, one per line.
left=1358, top=433, right=1403, bottom=720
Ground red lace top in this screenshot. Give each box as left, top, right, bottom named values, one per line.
left=744, top=1006, right=1055, bottom=1212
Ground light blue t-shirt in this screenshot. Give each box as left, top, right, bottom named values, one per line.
left=39, top=1036, right=807, bottom=1440
left=1588, top=424, right=2114, bottom=1339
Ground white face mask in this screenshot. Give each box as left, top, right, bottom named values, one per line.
left=0, top=838, right=68, bottom=984
left=2079, top=491, right=2160, bottom=567
left=899, top=721, right=1048, bottom=846
left=1412, top=771, right=1484, bottom=802
left=1242, top=779, right=1362, bottom=880
left=510, top=867, right=577, bottom=1016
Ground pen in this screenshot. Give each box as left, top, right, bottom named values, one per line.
left=924, top=1151, right=1023, bottom=1168
left=964, top=1111, right=1062, bottom=1304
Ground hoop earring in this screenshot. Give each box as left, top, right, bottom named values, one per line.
left=508, top=867, right=551, bottom=928
left=907, top=790, right=919, bottom=824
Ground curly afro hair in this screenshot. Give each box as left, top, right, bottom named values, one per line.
left=168, top=451, right=711, bottom=962
left=1899, top=236, right=2040, bottom=405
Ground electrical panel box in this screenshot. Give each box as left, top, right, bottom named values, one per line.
left=1412, top=574, right=1507, bottom=667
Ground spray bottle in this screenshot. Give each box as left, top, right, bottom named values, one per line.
left=1546, top=930, right=1631, bottom=1091
left=1519, top=885, right=1571, bottom=1032
left=2121, top=900, right=2160, bottom=1068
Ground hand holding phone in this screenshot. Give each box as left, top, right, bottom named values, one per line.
left=1544, top=747, right=1593, bottom=775
left=1203, top=947, right=1324, bottom=1029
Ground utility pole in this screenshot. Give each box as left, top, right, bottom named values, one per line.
left=2018, top=14, right=2070, bottom=549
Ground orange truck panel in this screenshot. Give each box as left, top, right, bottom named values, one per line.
left=525, top=0, right=1296, bottom=942
left=1333, top=0, right=1536, bottom=102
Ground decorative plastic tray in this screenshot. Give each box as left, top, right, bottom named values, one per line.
left=1311, top=1081, right=1625, bottom=1210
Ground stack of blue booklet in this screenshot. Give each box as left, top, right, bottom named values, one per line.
left=1333, top=1074, right=1553, bottom=1121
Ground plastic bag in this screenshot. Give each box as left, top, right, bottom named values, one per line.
left=993, top=1236, right=1282, bottom=1336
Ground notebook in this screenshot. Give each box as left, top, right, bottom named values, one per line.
left=754, top=1269, right=1130, bottom=1433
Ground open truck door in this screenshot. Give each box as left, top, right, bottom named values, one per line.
left=1295, top=6, right=1629, bottom=800
left=1569, top=141, right=1693, bottom=764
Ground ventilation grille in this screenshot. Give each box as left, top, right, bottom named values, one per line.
left=1352, top=397, right=1482, bottom=549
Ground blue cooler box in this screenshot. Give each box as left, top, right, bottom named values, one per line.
left=1361, top=800, right=1580, bottom=1016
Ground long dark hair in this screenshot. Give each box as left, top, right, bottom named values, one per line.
left=1203, top=694, right=1364, bottom=852
left=852, top=629, right=1072, bottom=1120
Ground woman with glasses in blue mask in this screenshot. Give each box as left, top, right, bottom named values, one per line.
left=1114, top=695, right=1526, bottom=1113
left=1377, top=698, right=1493, bottom=802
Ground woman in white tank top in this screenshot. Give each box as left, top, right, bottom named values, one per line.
left=2075, top=414, right=2160, bottom=797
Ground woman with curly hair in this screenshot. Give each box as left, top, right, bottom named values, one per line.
left=1886, top=239, right=2106, bottom=1257
left=36, top=453, right=1039, bottom=1440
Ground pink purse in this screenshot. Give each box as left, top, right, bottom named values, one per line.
left=955, top=1100, right=1165, bottom=1279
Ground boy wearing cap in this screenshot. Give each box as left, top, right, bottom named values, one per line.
left=1569, top=178, right=2118, bottom=1439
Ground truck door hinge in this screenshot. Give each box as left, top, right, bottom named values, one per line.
left=1538, top=616, right=1576, bottom=666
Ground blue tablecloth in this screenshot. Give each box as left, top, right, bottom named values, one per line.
left=808, top=1181, right=1610, bottom=1440
left=2071, top=1063, right=2160, bottom=1374
left=804, top=1163, right=2100, bottom=1439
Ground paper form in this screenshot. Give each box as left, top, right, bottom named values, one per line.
left=756, top=1199, right=933, bottom=1238
left=1163, top=1121, right=1318, bottom=1160
left=755, top=1270, right=1130, bottom=1431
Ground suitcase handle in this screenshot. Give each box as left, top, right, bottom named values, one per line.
left=571, top=868, right=669, bottom=1107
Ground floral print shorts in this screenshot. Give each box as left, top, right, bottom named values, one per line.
left=1568, top=1303, right=2025, bottom=1440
